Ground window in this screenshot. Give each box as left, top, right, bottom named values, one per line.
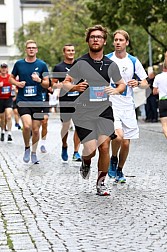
left=20, top=0, right=51, bottom=3
left=0, top=23, right=6, bottom=45
left=0, top=0, right=4, bottom=4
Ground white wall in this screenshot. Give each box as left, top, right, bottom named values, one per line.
left=0, top=0, right=50, bottom=67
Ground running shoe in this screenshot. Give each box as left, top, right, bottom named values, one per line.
left=108, top=157, right=118, bottom=178
left=80, top=161, right=90, bottom=179
left=115, top=169, right=126, bottom=183
left=73, top=152, right=82, bottom=161
left=15, top=123, right=21, bottom=129
left=1, top=133, right=4, bottom=141
left=61, top=147, right=68, bottom=161
left=40, top=145, right=47, bottom=153
left=18, top=124, right=21, bottom=130
left=7, top=134, right=12, bottom=142
left=96, top=183, right=110, bottom=196
left=23, top=148, right=30, bottom=163
left=31, top=152, right=39, bottom=164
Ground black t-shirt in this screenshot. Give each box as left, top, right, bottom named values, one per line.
left=52, top=61, right=79, bottom=102
left=68, top=53, right=122, bottom=105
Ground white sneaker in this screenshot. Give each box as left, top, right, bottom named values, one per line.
left=96, top=183, right=110, bottom=196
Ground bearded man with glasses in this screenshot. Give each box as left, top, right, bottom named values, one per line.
left=63, top=25, right=126, bottom=196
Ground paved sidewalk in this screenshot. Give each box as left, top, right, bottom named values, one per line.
left=0, top=114, right=167, bottom=252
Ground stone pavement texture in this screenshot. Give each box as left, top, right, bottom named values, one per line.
left=0, top=113, right=167, bottom=252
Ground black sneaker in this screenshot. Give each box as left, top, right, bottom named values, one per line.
left=80, top=161, right=90, bottom=179
left=1, top=133, right=4, bottom=141
left=7, top=134, right=12, bottom=142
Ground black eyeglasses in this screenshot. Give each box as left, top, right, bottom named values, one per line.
left=89, top=35, right=104, bottom=40
left=26, top=47, right=37, bottom=50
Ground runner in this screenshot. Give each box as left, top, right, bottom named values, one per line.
left=0, top=63, right=13, bottom=142
left=40, top=82, right=53, bottom=153
left=153, top=60, right=167, bottom=138
left=9, top=40, right=49, bottom=164
left=52, top=44, right=81, bottom=162
left=12, top=85, right=22, bottom=130
left=63, top=25, right=126, bottom=195
left=106, top=29, right=148, bottom=183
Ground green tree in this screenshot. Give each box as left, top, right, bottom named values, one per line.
left=87, top=0, right=167, bottom=66
left=14, top=0, right=93, bottom=68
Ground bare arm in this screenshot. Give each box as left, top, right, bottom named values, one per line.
left=51, top=78, right=63, bottom=90
left=9, top=74, right=26, bottom=88
left=128, top=78, right=149, bottom=89
left=40, top=76, right=49, bottom=89
left=153, top=87, right=159, bottom=95
left=63, top=74, right=88, bottom=92
left=31, top=72, right=49, bottom=89
left=104, top=78, right=126, bottom=95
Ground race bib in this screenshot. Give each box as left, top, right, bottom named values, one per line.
left=1, top=86, right=11, bottom=94
left=11, top=89, right=16, bottom=97
left=24, top=86, right=37, bottom=96
left=42, top=92, right=47, bottom=101
left=89, top=86, right=107, bottom=101
left=67, top=91, right=79, bottom=96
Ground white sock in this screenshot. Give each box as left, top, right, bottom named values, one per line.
left=41, top=139, right=46, bottom=146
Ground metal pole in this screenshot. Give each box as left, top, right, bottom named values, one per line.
left=148, top=35, right=152, bottom=66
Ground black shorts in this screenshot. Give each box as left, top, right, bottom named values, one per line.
left=0, top=97, right=13, bottom=113
left=73, top=105, right=116, bottom=143
left=159, top=100, right=167, bottom=118
left=59, top=102, right=76, bottom=123
left=42, top=106, right=50, bottom=114
left=12, top=100, right=17, bottom=109
left=17, top=106, right=46, bottom=120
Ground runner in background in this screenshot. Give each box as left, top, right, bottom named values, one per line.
left=0, top=63, right=13, bottom=142
left=52, top=44, right=81, bottom=162
left=153, top=60, right=167, bottom=138
left=12, top=85, right=22, bottom=130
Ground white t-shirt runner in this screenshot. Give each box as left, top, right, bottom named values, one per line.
left=106, top=52, right=148, bottom=110
left=153, top=71, right=167, bottom=100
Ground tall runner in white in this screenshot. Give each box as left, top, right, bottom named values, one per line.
left=106, top=30, right=148, bottom=183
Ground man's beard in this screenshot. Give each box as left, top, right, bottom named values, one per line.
left=89, top=44, right=103, bottom=53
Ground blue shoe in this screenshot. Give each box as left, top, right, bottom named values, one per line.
left=108, top=158, right=117, bottom=178
left=73, top=152, right=82, bottom=161
left=31, top=152, right=39, bottom=164
left=61, top=147, right=68, bottom=161
left=40, top=145, right=47, bottom=153
left=23, top=148, right=30, bottom=163
left=115, top=169, right=126, bottom=183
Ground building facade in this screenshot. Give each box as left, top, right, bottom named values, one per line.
left=0, top=0, right=51, bottom=69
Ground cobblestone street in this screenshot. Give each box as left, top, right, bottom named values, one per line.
left=0, top=113, right=167, bottom=252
